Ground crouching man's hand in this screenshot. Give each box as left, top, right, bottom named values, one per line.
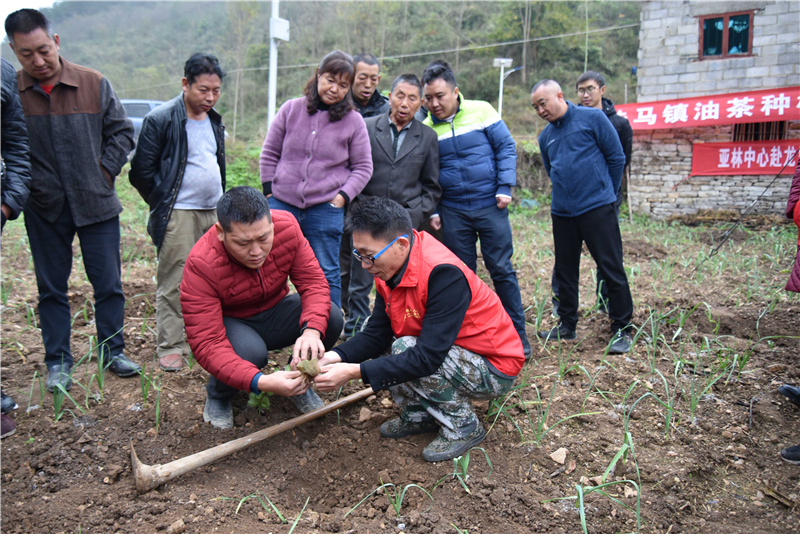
left=291, top=328, right=325, bottom=370
left=314, top=356, right=361, bottom=393
left=258, top=371, right=309, bottom=397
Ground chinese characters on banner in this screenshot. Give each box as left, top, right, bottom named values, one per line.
left=690, top=140, right=799, bottom=176
left=616, top=87, right=800, bottom=130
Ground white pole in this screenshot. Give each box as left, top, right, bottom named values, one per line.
left=498, top=64, right=505, bottom=118
left=267, top=0, right=279, bottom=130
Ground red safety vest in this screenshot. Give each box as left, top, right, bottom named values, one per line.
left=374, top=230, right=524, bottom=377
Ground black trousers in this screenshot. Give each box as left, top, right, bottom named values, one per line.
left=552, top=193, right=623, bottom=307
left=551, top=203, right=632, bottom=333
left=24, top=204, right=125, bottom=367
left=207, top=293, right=344, bottom=400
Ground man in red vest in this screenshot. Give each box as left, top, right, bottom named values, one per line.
left=314, top=197, right=524, bottom=461
left=181, top=187, right=343, bottom=428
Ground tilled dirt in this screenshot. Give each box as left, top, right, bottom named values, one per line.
left=1, top=222, right=799, bottom=534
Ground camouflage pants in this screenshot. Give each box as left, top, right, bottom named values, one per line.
left=389, top=336, right=515, bottom=439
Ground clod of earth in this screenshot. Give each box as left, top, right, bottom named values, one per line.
left=297, top=358, right=321, bottom=378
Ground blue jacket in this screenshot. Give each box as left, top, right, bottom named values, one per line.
left=538, top=102, right=625, bottom=217
left=424, top=94, right=517, bottom=211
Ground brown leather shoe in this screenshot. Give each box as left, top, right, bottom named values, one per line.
left=159, top=353, right=184, bottom=372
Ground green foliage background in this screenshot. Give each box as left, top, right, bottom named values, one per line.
left=1, top=1, right=640, bottom=144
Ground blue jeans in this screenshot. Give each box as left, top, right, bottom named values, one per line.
left=439, top=204, right=528, bottom=343
left=24, top=203, right=125, bottom=367
left=268, top=197, right=344, bottom=308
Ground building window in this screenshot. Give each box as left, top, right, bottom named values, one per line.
left=699, top=11, right=753, bottom=59
left=733, top=121, right=787, bottom=142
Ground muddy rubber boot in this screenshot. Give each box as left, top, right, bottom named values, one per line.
left=203, top=397, right=233, bottom=429
left=289, top=389, right=324, bottom=414
left=422, top=425, right=486, bottom=463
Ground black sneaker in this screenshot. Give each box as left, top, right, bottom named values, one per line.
left=1, top=390, right=18, bottom=414
left=107, top=353, right=142, bottom=378
left=780, top=443, right=800, bottom=465
left=289, top=389, right=324, bottom=414
left=380, top=417, right=439, bottom=439
left=422, top=425, right=486, bottom=462
left=777, top=385, right=800, bottom=409
left=537, top=324, right=576, bottom=342
left=46, top=364, right=73, bottom=393
left=608, top=330, right=632, bottom=354
left=203, top=397, right=233, bottom=429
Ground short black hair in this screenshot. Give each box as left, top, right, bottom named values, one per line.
left=353, top=53, right=380, bottom=72
left=531, top=79, right=561, bottom=94
left=216, top=186, right=271, bottom=233
left=184, top=53, right=226, bottom=86
left=391, top=74, right=422, bottom=97
left=345, top=197, right=412, bottom=243
left=576, top=70, right=606, bottom=90
left=421, top=60, right=457, bottom=89
left=5, top=8, right=53, bottom=45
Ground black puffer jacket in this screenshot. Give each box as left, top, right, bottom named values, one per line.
left=353, top=89, right=390, bottom=118
left=129, top=94, right=225, bottom=250
left=1, top=57, right=31, bottom=227
left=601, top=98, right=632, bottom=169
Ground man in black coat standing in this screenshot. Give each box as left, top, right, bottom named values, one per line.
left=342, top=74, right=441, bottom=337
left=129, top=54, right=226, bottom=372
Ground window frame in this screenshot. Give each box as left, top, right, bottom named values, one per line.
left=697, top=10, right=755, bottom=60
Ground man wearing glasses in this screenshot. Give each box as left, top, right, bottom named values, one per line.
left=314, top=197, right=524, bottom=462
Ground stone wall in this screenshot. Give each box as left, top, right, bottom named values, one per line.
left=637, top=1, right=799, bottom=102
left=631, top=1, right=799, bottom=218
left=630, top=122, right=799, bottom=218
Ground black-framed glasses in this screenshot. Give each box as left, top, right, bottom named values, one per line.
left=352, top=234, right=408, bottom=266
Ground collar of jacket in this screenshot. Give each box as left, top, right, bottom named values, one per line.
left=170, top=92, right=223, bottom=124
left=356, top=89, right=387, bottom=112
left=578, top=97, right=617, bottom=117
left=18, top=56, right=78, bottom=91
left=551, top=101, right=575, bottom=129
left=430, top=92, right=464, bottom=125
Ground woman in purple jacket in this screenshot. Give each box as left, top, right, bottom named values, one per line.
left=260, top=51, right=373, bottom=308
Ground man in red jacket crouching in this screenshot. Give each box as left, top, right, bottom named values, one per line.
left=181, top=186, right=343, bottom=428
left=314, top=197, right=524, bottom=461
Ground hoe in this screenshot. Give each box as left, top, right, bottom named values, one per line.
left=131, top=387, right=374, bottom=493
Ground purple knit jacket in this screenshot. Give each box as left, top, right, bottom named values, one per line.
left=260, top=97, right=373, bottom=208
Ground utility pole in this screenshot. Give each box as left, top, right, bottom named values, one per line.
left=268, top=0, right=290, bottom=130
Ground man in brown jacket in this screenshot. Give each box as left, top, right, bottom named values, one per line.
left=5, top=9, right=140, bottom=392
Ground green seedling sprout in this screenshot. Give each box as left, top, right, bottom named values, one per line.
left=287, top=496, right=310, bottom=534
left=451, top=446, right=492, bottom=494
left=247, top=391, right=273, bottom=412
left=451, top=525, right=470, bottom=534
left=214, top=492, right=286, bottom=523
left=346, top=479, right=434, bottom=519
left=52, top=383, right=84, bottom=422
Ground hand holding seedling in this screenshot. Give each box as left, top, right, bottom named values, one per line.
left=314, top=360, right=361, bottom=392
left=256, top=370, right=308, bottom=397
left=290, top=328, right=325, bottom=370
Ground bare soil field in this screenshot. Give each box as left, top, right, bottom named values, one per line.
left=1, top=187, right=799, bottom=534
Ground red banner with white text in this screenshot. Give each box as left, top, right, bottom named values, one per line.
left=616, top=87, right=800, bottom=130
left=690, top=140, right=799, bottom=176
